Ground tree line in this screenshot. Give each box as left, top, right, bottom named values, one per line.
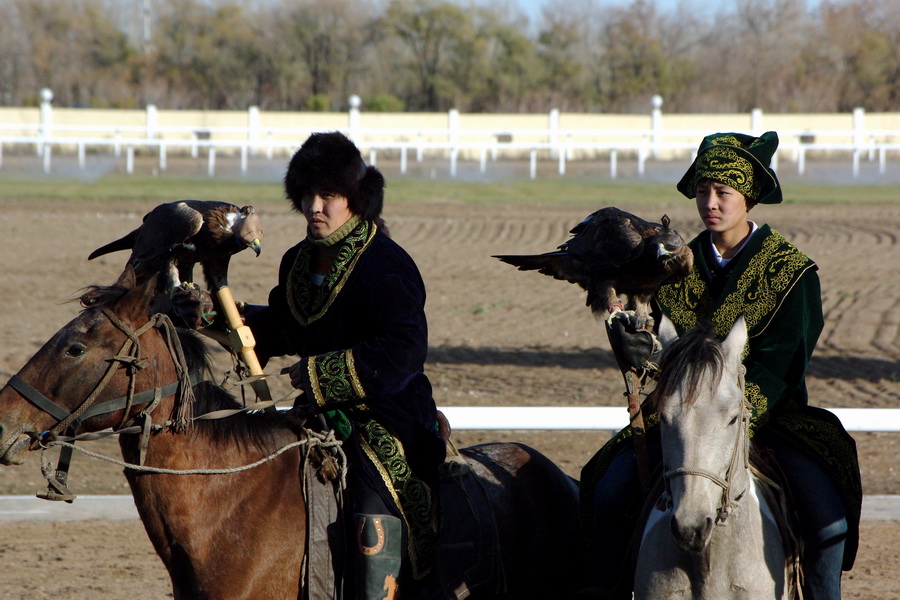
left=1, top=0, right=898, bottom=114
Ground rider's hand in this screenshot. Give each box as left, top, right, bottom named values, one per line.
left=170, top=283, right=216, bottom=330
left=605, top=310, right=662, bottom=376
left=285, top=391, right=318, bottom=418
left=284, top=360, right=308, bottom=391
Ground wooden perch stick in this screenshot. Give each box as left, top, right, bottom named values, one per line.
left=214, top=285, right=272, bottom=402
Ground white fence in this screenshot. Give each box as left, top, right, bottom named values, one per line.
left=3, top=97, right=900, bottom=180
left=436, top=407, right=900, bottom=432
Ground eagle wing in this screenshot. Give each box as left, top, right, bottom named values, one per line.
left=130, top=201, right=204, bottom=266
left=493, top=207, right=660, bottom=286
left=563, top=206, right=661, bottom=270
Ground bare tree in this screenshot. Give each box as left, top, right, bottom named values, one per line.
left=0, top=3, right=35, bottom=105
left=2, top=0, right=899, bottom=113
left=381, top=0, right=478, bottom=111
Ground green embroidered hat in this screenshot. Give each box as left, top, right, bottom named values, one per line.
left=677, top=131, right=782, bottom=204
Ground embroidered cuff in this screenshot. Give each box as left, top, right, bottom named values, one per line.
left=745, top=381, right=769, bottom=436
left=306, top=349, right=367, bottom=408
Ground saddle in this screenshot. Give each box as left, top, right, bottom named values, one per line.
left=298, top=423, right=506, bottom=600
left=418, top=443, right=504, bottom=600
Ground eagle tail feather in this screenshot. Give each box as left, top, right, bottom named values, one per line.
left=493, top=252, right=565, bottom=271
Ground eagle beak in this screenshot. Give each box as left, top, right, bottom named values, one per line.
left=249, top=239, right=262, bottom=256
left=657, top=242, right=673, bottom=257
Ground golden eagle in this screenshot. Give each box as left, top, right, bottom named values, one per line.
left=494, top=207, right=692, bottom=328
left=88, top=200, right=262, bottom=292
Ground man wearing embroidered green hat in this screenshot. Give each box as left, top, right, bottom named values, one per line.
left=581, top=131, right=861, bottom=600
left=241, top=131, right=446, bottom=599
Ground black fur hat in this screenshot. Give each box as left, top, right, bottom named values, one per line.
left=284, top=132, right=385, bottom=220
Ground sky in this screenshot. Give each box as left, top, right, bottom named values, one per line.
left=511, top=0, right=692, bottom=22
left=511, top=0, right=824, bottom=23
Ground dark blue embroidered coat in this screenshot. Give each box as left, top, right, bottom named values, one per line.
left=246, top=218, right=445, bottom=577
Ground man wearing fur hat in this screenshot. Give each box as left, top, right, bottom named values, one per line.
left=242, top=131, right=446, bottom=598
left=580, top=132, right=861, bottom=600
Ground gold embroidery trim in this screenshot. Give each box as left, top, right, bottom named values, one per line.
left=693, top=145, right=760, bottom=200
left=287, top=221, right=378, bottom=326
left=307, top=357, right=325, bottom=407
left=358, top=425, right=435, bottom=580
left=745, top=381, right=769, bottom=435
left=711, top=231, right=813, bottom=338
left=307, top=350, right=366, bottom=407
left=346, top=349, right=366, bottom=398
left=658, top=229, right=813, bottom=339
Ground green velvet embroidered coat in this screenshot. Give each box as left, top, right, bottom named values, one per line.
left=246, top=219, right=445, bottom=578
left=581, top=225, right=862, bottom=569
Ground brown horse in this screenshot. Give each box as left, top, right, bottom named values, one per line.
left=0, top=271, right=584, bottom=599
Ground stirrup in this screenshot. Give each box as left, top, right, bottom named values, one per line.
left=37, top=472, right=77, bottom=503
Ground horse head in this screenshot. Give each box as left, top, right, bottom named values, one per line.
left=0, top=267, right=181, bottom=465
left=653, top=315, right=748, bottom=554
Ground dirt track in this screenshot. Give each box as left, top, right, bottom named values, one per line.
left=0, top=192, right=898, bottom=598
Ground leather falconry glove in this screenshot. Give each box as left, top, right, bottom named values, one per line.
left=169, top=283, right=216, bottom=330
left=605, top=310, right=662, bottom=379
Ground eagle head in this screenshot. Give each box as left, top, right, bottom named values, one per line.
left=233, top=205, right=263, bottom=256
left=652, top=214, right=693, bottom=281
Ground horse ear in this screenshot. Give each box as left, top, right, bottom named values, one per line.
left=113, top=265, right=138, bottom=289
left=721, top=314, right=748, bottom=365
left=117, top=270, right=161, bottom=320
left=657, top=314, right=679, bottom=351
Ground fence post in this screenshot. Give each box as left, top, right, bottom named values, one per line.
left=751, top=108, right=764, bottom=135
left=548, top=108, right=559, bottom=158
left=248, top=105, right=260, bottom=156
left=39, top=88, right=53, bottom=157
left=448, top=108, right=460, bottom=152
left=853, top=106, right=866, bottom=151
left=651, top=95, right=663, bottom=159
left=348, top=95, right=361, bottom=141
left=146, top=104, right=157, bottom=139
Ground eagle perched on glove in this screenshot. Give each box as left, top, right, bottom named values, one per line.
left=88, top=200, right=263, bottom=293
left=494, top=207, right=692, bottom=328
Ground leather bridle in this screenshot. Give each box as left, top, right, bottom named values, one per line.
left=5, top=308, right=196, bottom=500
left=662, top=365, right=749, bottom=525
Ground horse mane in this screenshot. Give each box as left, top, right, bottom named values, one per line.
left=176, top=328, right=298, bottom=446
left=650, top=321, right=724, bottom=411
left=78, top=284, right=129, bottom=310
left=78, top=284, right=297, bottom=445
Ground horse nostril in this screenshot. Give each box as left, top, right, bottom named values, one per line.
left=701, top=516, right=714, bottom=539
left=671, top=514, right=715, bottom=553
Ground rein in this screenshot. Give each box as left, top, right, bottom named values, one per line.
left=9, top=309, right=203, bottom=500
left=662, top=365, right=749, bottom=525
left=10, top=309, right=194, bottom=444
left=7, top=305, right=319, bottom=501
left=9, top=307, right=194, bottom=503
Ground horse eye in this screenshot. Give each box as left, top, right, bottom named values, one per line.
left=65, top=344, right=86, bottom=358
left=728, top=415, right=739, bottom=426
